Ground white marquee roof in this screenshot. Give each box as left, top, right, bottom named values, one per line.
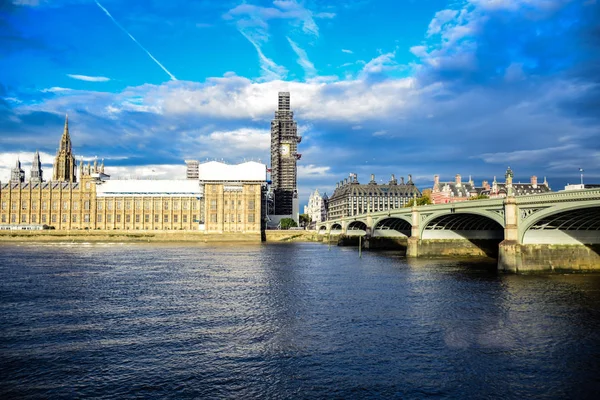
left=96, top=180, right=202, bottom=197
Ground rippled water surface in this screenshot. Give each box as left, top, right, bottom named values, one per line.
left=1, top=242, right=600, bottom=399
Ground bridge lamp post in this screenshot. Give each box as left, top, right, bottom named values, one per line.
left=580, top=168, right=584, bottom=186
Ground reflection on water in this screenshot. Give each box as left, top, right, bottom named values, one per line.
left=1, top=243, right=600, bottom=399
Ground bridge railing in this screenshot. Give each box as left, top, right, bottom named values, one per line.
left=515, top=188, right=600, bottom=205
left=325, top=189, right=600, bottom=226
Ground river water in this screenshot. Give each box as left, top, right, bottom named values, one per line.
left=1, top=242, right=599, bottom=399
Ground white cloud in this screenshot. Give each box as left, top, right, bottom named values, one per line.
left=223, top=0, right=332, bottom=81
left=195, top=128, right=271, bottom=152
left=224, top=0, right=322, bottom=37
left=474, top=144, right=578, bottom=164
left=468, top=0, right=569, bottom=12
left=107, top=164, right=186, bottom=180
left=315, top=12, right=336, bottom=19
left=372, top=130, right=388, bottom=136
left=427, top=9, right=459, bottom=36
left=298, top=164, right=332, bottom=178
left=67, top=74, right=110, bottom=82
left=361, top=52, right=397, bottom=75
left=41, top=87, right=73, bottom=93
left=287, top=37, right=317, bottom=77
left=239, top=31, right=287, bottom=81
left=341, top=49, right=353, bottom=54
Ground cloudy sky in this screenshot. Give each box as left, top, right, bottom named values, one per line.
left=1, top=0, right=599, bottom=205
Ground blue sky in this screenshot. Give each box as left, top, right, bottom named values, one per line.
left=1, top=0, right=599, bottom=204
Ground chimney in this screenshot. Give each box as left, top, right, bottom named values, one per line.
left=344, top=178, right=348, bottom=185
left=455, top=174, right=462, bottom=187
left=336, top=182, right=339, bottom=188
left=531, top=176, right=538, bottom=188
left=434, top=175, right=440, bottom=190
left=400, top=176, right=405, bottom=184
left=482, top=180, right=490, bottom=190
left=369, top=174, right=376, bottom=184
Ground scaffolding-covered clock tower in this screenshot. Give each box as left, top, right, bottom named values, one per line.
left=270, top=92, right=301, bottom=218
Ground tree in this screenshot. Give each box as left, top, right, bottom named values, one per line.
left=279, top=217, right=298, bottom=230
left=469, top=193, right=490, bottom=200
left=299, top=214, right=310, bottom=227
left=405, top=193, right=432, bottom=207
left=299, top=214, right=311, bottom=227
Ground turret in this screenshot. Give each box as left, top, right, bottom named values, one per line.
left=10, top=159, right=25, bottom=184
left=30, top=150, right=43, bottom=183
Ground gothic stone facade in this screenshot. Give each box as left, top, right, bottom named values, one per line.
left=0, top=117, right=263, bottom=233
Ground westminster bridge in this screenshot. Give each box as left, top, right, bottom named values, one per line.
left=318, top=188, right=600, bottom=272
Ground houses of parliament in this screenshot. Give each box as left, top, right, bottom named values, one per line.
left=0, top=116, right=266, bottom=232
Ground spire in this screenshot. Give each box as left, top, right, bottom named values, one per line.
left=30, top=150, right=43, bottom=183
left=60, top=114, right=71, bottom=153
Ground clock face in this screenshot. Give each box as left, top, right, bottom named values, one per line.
left=280, top=143, right=290, bottom=157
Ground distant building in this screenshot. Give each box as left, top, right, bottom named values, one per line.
left=430, top=168, right=552, bottom=204
left=305, top=189, right=327, bottom=224
left=487, top=169, right=551, bottom=198
left=431, top=174, right=480, bottom=204
left=326, top=173, right=420, bottom=220
left=270, top=92, right=301, bottom=223
left=185, top=160, right=199, bottom=180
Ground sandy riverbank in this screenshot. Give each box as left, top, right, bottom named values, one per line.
left=0, top=230, right=324, bottom=243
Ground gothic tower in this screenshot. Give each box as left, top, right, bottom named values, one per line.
left=30, top=150, right=43, bottom=183
left=270, top=92, right=301, bottom=216
left=52, top=115, right=77, bottom=182
left=10, top=159, right=25, bottom=184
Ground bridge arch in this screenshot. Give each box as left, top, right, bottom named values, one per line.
left=348, top=221, right=367, bottom=230
left=346, top=220, right=367, bottom=236
left=421, top=212, right=504, bottom=240
left=373, top=217, right=412, bottom=237
left=318, top=225, right=328, bottom=234
left=521, top=204, right=600, bottom=245
left=331, top=223, right=342, bottom=230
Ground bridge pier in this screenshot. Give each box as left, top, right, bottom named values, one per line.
left=499, top=243, right=600, bottom=272
left=407, top=206, right=420, bottom=257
